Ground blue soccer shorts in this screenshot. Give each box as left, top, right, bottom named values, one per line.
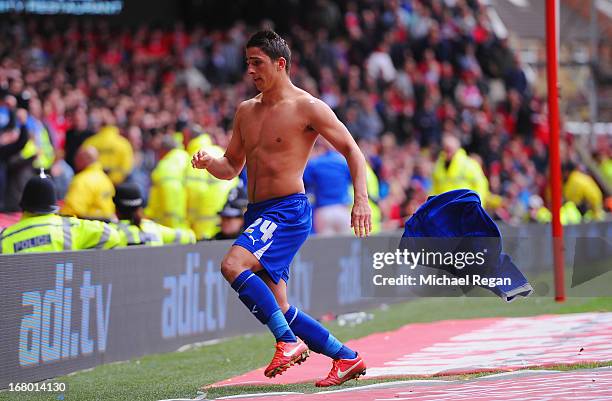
left=233, top=193, right=312, bottom=284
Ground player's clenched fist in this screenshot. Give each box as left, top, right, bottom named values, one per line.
left=191, top=149, right=213, bottom=170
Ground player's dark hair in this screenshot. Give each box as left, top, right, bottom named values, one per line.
left=246, top=30, right=291, bottom=73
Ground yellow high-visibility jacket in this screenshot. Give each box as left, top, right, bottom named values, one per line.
left=0, top=213, right=119, bottom=254
left=60, top=162, right=115, bottom=220
left=82, top=125, right=133, bottom=185
left=185, top=141, right=237, bottom=239
left=563, top=170, right=604, bottom=221
left=146, top=149, right=190, bottom=229
left=347, top=163, right=381, bottom=234
left=535, top=206, right=552, bottom=223
left=366, top=164, right=381, bottom=234
left=531, top=202, right=582, bottom=226
left=561, top=201, right=582, bottom=225
left=186, top=133, right=213, bottom=156
left=601, top=157, right=612, bottom=188
left=432, top=148, right=489, bottom=206
left=20, top=123, right=55, bottom=169
left=111, top=219, right=196, bottom=247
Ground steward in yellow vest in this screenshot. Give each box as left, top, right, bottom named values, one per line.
left=111, top=183, right=195, bottom=246
left=20, top=115, right=54, bottom=170
left=560, top=201, right=582, bottom=225
left=60, top=146, right=115, bottom=220
left=350, top=163, right=382, bottom=234
left=527, top=198, right=582, bottom=226
left=186, top=134, right=238, bottom=240
left=82, top=125, right=133, bottom=185
left=145, top=136, right=190, bottom=229
left=366, top=163, right=382, bottom=234
left=562, top=163, right=605, bottom=222
left=432, top=134, right=489, bottom=207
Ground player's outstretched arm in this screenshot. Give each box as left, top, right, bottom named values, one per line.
left=304, top=97, right=372, bottom=237
left=191, top=106, right=246, bottom=180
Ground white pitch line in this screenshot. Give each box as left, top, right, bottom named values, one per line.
left=475, top=369, right=562, bottom=379
left=317, top=379, right=452, bottom=395
left=177, top=338, right=228, bottom=353
left=160, top=394, right=208, bottom=401
left=215, top=392, right=304, bottom=399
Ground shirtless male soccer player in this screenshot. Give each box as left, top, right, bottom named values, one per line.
left=191, top=30, right=371, bottom=387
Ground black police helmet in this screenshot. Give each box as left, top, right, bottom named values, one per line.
left=113, top=182, right=144, bottom=213
left=20, top=172, right=59, bottom=214
left=219, top=203, right=243, bottom=218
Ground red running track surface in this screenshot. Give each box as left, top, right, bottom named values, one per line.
left=209, top=312, right=612, bottom=388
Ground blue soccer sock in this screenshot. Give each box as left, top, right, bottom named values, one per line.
left=268, top=310, right=297, bottom=343
left=332, top=344, right=358, bottom=360
left=284, top=305, right=357, bottom=359
left=231, top=270, right=296, bottom=343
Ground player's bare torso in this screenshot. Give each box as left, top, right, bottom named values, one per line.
left=237, top=88, right=318, bottom=202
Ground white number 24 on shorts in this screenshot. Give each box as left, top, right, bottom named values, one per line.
left=246, top=218, right=277, bottom=242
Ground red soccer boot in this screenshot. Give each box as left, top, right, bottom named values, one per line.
left=264, top=338, right=310, bottom=378
left=315, top=354, right=366, bottom=387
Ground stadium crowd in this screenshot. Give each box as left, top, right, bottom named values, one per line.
left=0, top=0, right=610, bottom=251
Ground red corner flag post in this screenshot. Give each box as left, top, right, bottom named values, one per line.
left=545, top=0, right=565, bottom=302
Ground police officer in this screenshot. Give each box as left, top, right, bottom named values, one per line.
left=213, top=201, right=245, bottom=240
left=112, top=182, right=196, bottom=246
left=0, top=171, right=120, bottom=254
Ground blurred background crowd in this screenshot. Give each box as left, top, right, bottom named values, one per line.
left=0, top=0, right=610, bottom=244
